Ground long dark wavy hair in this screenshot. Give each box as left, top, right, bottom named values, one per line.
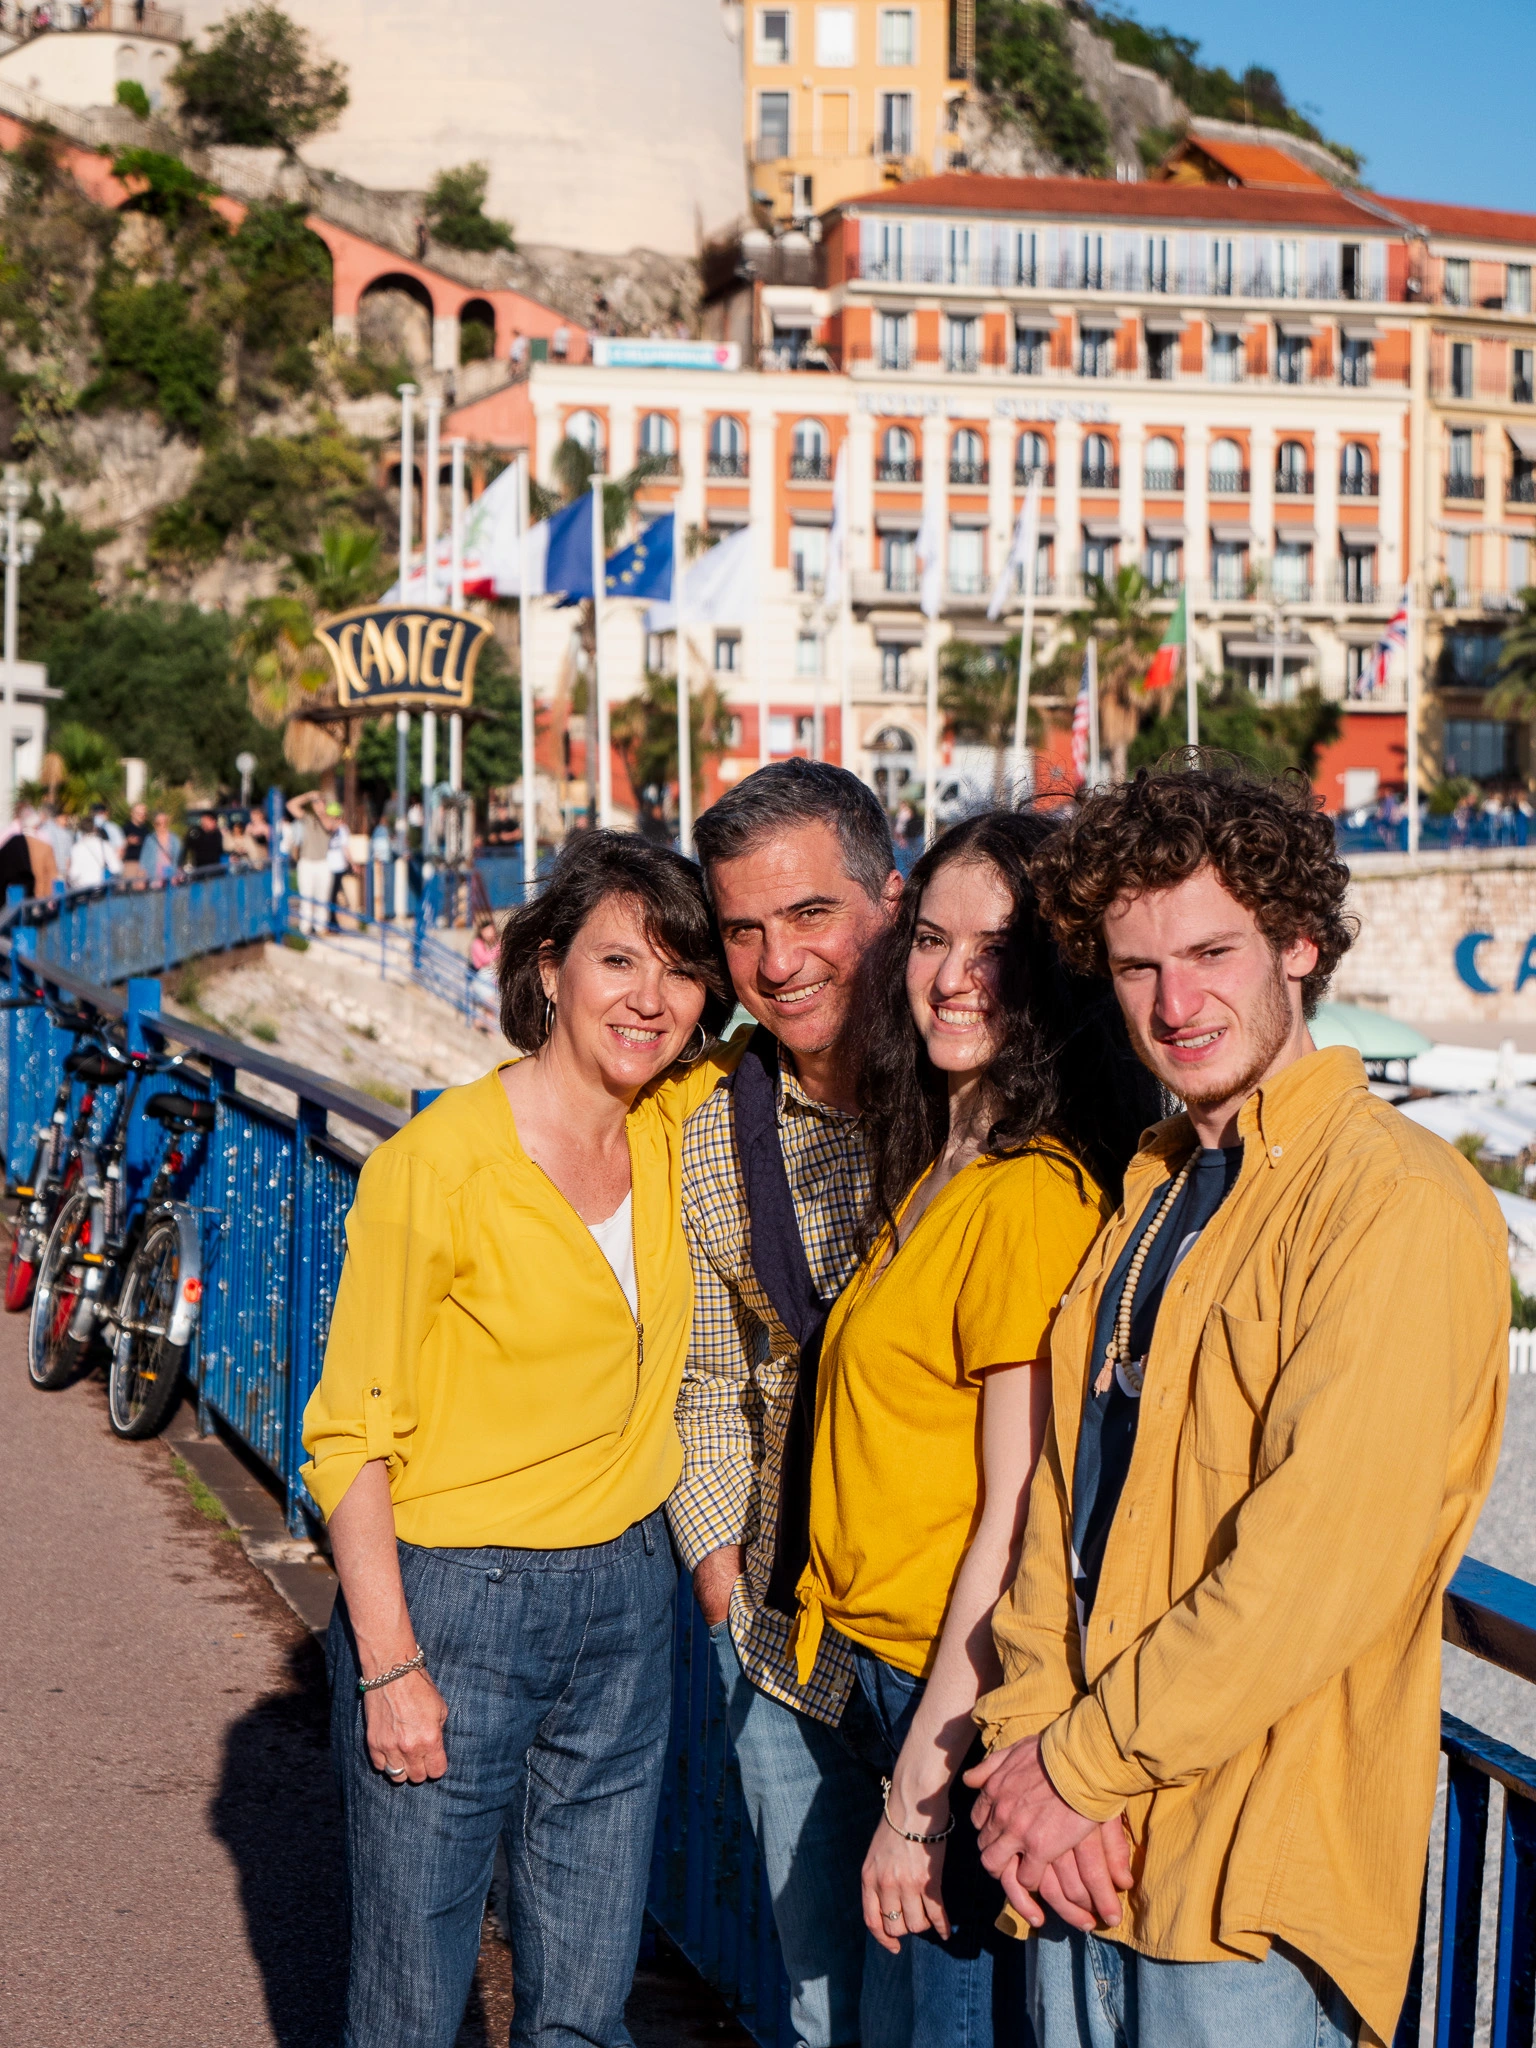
left=854, top=808, right=1164, bottom=1249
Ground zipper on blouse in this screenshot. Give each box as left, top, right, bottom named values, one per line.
left=636, top=1321, right=644, bottom=1367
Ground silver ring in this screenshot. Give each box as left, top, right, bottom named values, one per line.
left=882, top=1908, right=902, bottom=1922
left=385, top=1766, right=407, bottom=1779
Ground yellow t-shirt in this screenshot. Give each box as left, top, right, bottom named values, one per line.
left=795, top=1146, right=1106, bottom=1681
left=300, top=1042, right=739, bottom=1549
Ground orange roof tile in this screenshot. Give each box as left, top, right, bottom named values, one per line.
left=1371, top=195, right=1536, bottom=249
left=1175, top=136, right=1336, bottom=192
left=832, top=174, right=1393, bottom=234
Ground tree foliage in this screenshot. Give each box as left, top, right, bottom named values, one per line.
left=424, top=162, right=515, bottom=254
left=288, top=524, right=387, bottom=615
left=1129, top=683, right=1342, bottom=781
left=227, top=201, right=332, bottom=382
left=1069, top=568, right=1163, bottom=781
left=114, top=79, right=151, bottom=121
left=170, top=3, right=349, bottom=152
left=83, top=269, right=224, bottom=433
left=1490, top=587, right=1536, bottom=720
left=611, top=668, right=727, bottom=831
left=111, top=147, right=220, bottom=228
left=149, top=427, right=383, bottom=564
left=974, top=0, right=1111, bottom=173
left=22, top=721, right=122, bottom=814
left=45, top=600, right=286, bottom=793
left=17, top=490, right=109, bottom=660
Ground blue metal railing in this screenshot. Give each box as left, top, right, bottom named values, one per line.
left=3, top=890, right=1535, bottom=2044
left=1337, top=813, right=1536, bottom=857
left=3, top=864, right=283, bottom=982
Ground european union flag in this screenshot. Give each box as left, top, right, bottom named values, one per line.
left=605, top=514, right=677, bottom=604
left=543, top=492, right=596, bottom=601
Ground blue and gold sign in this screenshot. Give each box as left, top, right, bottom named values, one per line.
left=315, top=606, right=492, bottom=711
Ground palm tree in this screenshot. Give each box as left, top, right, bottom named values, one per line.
left=1491, top=586, right=1536, bottom=722
left=288, top=525, right=387, bottom=616
left=1068, top=567, right=1162, bottom=783
left=610, top=667, right=728, bottom=837
left=939, top=637, right=1047, bottom=801
left=26, top=723, right=121, bottom=815
left=234, top=594, right=340, bottom=778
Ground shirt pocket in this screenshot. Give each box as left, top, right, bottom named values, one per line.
left=1193, top=1305, right=1281, bottom=1475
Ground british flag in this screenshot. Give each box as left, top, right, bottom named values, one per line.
left=1368, top=587, right=1409, bottom=697
left=1071, top=649, right=1092, bottom=782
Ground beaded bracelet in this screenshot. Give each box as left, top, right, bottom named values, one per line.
left=357, top=1646, right=427, bottom=1696
left=880, top=1776, right=956, bottom=1844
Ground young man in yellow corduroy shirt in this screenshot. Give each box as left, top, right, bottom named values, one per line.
left=966, top=766, right=1508, bottom=2048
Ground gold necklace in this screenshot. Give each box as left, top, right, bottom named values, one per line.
left=1093, top=1156, right=1195, bottom=1398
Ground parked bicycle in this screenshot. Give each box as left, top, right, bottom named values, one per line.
left=1, top=988, right=128, bottom=1312
left=28, top=1039, right=215, bottom=1440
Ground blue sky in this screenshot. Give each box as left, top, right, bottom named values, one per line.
left=1111, top=0, right=1535, bottom=213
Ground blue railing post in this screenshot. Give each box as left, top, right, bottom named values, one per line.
left=283, top=1094, right=327, bottom=1535
left=123, top=976, right=161, bottom=1198
left=7, top=916, right=34, bottom=1167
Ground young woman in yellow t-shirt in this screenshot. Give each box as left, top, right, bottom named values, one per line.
left=794, top=809, right=1158, bottom=2047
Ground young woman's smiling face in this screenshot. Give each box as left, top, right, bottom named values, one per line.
left=904, top=858, right=1013, bottom=1079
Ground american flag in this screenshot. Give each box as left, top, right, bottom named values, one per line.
left=1369, top=587, right=1409, bottom=697
left=1071, top=649, right=1092, bottom=782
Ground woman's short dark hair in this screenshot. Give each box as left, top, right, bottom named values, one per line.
left=854, top=808, right=1164, bottom=1244
left=1029, top=762, right=1355, bottom=1016
left=497, top=831, right=731, bottom=1051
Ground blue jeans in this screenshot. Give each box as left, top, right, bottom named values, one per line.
left=712, top=1623, right=911, bottom=2048
left=1027, top=1909, right=1359, bottom=2048
left=328, top=1511, right=675, bottom=2048
left=850, top=1646, right=1028, bottom=2048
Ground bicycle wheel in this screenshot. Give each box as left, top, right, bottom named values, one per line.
left=107, top=1214, right=188, bottom=1441
left=6, top=1147, right=74, bottom=1313
left=28, top=1187, right=95, bottom=1390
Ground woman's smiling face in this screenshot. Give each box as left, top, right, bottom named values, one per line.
left=540, top=891, right=707, bottom=1094
left=905, top=857, right=1013, bottom=1079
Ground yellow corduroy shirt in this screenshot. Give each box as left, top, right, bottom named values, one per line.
left=976, top=1047, right=1508, bottom=2047
left=301, top=1047, right=736, bottom=1549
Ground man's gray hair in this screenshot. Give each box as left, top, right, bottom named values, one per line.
left=693, top=759, right=895, bottom=903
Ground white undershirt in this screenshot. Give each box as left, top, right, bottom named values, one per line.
left=587, top=1191, right=638, bottom=1319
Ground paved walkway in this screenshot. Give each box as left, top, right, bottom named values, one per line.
left=0, top=1325, right=746, bottom=2048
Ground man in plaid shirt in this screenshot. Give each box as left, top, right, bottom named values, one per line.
left=672, top=761, right=907, bottom=2048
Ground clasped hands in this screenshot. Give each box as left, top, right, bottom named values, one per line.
left=963, top=1733, right=1131, bottom=1933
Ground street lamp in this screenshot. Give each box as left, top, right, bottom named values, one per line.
left=0, top=467, right=42, bottom=824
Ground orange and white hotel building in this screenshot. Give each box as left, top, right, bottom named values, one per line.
left=515, top=165, right=1536, bottom=818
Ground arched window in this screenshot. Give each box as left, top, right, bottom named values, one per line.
left=879, top=425, right=917, bottom=481
left=709, top=415, right=747, bottom=476
left=565, top=410, right=606, bottom=466
left=791, top=419, right=829, bottom=479
left=1082, top=432, right=1115, bottom=487
left=1276, top=438, right=1310, bottom=493
left=950, top=427, right=985, bottom=484
left=638, top=412, right=677, bottom=460
left=1015, top=431, right=1048, bottom=482
left=1144, top=435, right=1180, bottom=491
left=1340, top=440, right=1373, bottom=495
left=1209, top=436, right=1244, bottom=491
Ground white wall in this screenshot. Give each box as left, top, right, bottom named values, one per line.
left=177, top=0, right=748, bottom=257
left=0, top=31, right=177, bottom=110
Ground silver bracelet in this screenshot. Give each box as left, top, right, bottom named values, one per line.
left=357, top=1646, right=426, bottom=1696
left=880, top=1776, right=956, bottom=1844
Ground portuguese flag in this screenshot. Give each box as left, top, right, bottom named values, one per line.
left=1144, top=587, right=1186, bottom=694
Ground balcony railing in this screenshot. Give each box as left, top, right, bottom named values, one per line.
left=1275, top=470, right=1315, bottom=496
left=1143, top=467, right=1184, bottom=493
left=1210, top=469, right=1251, bottom=495
left=1014, top=462, right=1055, bottom=487
left=789, top=455, right=832, bottom=482
left=1081, top=464, right=1119, bottom=490
left=848, top=250, right=1405, bottom=303
left=945, top=353, right=981, bottom=375
left=1517, top=379, right=1535, bottom=406
left=878, top=350, right=913, bottom=373
left=876, top=459, right=921, bottom=483
left=949, top=461, right=988, bottom=486
left=1508, top=472, right=1536, bottom=504
left=1340, top=470, right=1379, bottom=497
left=1445, top=474, right=1485, bottom=500
left=707, top=453, right=748, bottom=479
left=641, top=453, right=679, bottom=476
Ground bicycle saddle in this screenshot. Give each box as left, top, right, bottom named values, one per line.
left=143, top=1092, right=216, bottom=1131
left=64, top=1048, right=128, bottom=1085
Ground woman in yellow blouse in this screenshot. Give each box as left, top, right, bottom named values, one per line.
left=794, top=810, right=1157, bottom=2048
left=302, top=831, right=734, bottom=2048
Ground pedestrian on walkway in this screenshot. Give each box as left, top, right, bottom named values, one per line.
left=287, top=791, right=332, bottom=935
left=792, top=810, right=1156, bottom=2048
left=182, top=809, right=226, bottom=872
left=969, top=764, right=1509, bottom=2048
left=674, top=759, right=911, bottom=2048
left=303, top=831, right=739, bottom=2048
left=140, top=810, right=180, bottom=885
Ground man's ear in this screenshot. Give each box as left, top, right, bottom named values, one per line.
left=878, top=868, right=904, bottom=922
left=1283, top=932, right=1320, bottom=985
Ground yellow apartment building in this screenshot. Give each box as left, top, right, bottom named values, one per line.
left=745, top=0, right=968, bottom=223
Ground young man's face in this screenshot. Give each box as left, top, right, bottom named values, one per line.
left=1103, top=865, right=1318, bottom=1123
left=708, top=820, right=899, bottom=1061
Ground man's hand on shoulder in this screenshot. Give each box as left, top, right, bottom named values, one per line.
left=965, top=1734, right=1130, bottom=1930
left=693, top=1544, right=744, bottom=1627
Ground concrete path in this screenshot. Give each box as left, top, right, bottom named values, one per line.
left=0, top=1327, right=746, bottom=2048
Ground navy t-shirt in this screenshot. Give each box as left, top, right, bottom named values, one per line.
left=1070, top=1146, right=1244, bottom=1632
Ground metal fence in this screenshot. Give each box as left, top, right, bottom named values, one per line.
left=4, top=899, right=1536, bottom=2045
left=6, top=865, right=283, bottom=984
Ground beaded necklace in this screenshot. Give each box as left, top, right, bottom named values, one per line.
left=1092, top=1154, right=1195, bottom=1398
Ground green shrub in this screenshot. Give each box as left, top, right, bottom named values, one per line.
left=1514, top=1276, right=1536, bottom=1331
left=227, top=201, right=331, bottom=359
left=460, top=315, right=494, bottom=362
left=114, top=79, right=151, bottom=121
left=149, top=426, right=381, bottom=564
left=425, top=163, right=514, bottom=253
left=171, top=3, right=349, bottom=151
left=111, top=146, right=220, bottom=227
left=973, top=1, right=1110, bottom=174
left=84, top=270, right=224, bottom=433
left=334, top=347, right=413, bottom=397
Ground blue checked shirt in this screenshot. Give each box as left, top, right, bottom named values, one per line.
left=669, top=1059, right=869, bottom=1725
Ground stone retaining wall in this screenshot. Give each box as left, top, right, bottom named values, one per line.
left=1334, top=852, right=1536, bottom=1023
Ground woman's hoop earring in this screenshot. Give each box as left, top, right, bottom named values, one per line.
left=676, top=1022, right=708, bottom=1067
left=542, top=995, right=555, bottom=1042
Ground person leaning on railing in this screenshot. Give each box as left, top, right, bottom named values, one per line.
left=301, top=831, right=740, bottom=2048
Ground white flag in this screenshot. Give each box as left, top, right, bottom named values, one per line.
left=916, top=500, right=943, bottom=620
left=987, top=470, right=1043, bottom=620
left=823, top=445, right=848, bottom=612
left=646, top=525, right=755, bottom=631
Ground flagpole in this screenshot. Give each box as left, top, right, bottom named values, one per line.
left=394, top=383, right=416, bottom=921
left=1087, top=636, right=1101, bottom=787
left=421, top=394, right=442, bottom=864
left=1184, top=581, right=1198, bottom=748
left=519, top=451, right=536, bottom=896
left=675, top=504, right=692, bottom=857
left=591, top=472, right=612, bottom=830
left=924, top=619, right=939, bottom=848
left=758, top=652, right=770, bottom=770
left=1406, top=575, right=1421, bottom=856
left=449, top=437, right=465, bottom=798
left=839, top=586, right=853, bottom=777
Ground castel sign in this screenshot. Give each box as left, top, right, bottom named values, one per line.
left=314, top=606, right=493, bottom=712
left=1455, top=932, right=1536, bottom=995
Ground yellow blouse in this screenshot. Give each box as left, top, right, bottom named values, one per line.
left=301, top=1046, right=737, bottom=1549
left=795, top=1147, right=1106, bottom=1681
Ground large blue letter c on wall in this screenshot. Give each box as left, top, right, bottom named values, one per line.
left=1456, top=933, right=1498, bottom=994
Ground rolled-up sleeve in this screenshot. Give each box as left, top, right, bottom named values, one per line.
left=300, top=1142, right=455, bottom=1521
